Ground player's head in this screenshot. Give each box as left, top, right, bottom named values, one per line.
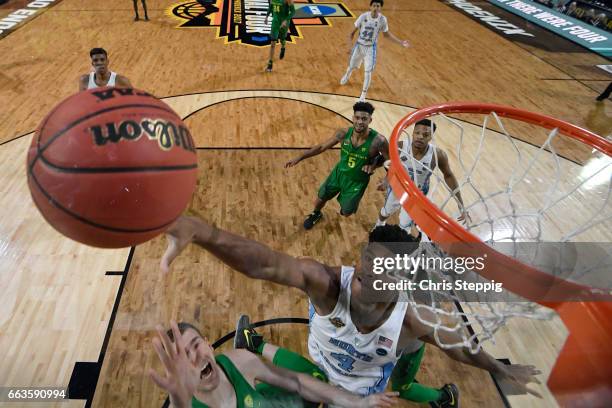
left=167, top=322, right=220, bottom=392
left=412, top=119, right=436, bottom=150
left=355, top=225, right=421, bottom=303
left=352, top=102, right=374, bottom=133
left=370, top=0, right=383, bottom=13
left=89, top=48, right=109, bottom=75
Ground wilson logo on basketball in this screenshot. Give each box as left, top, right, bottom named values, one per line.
left=89, top=119, right=196, bottom=152
left=166, top=0, right=353, bottom=47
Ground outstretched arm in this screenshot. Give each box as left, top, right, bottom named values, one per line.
left=383, top=31, right=409, bottom=47
left=285, top=128, right=345, bottom=168
left=251, top=355, right=398, bottom=408
left=403, top=309, right=542, bottom=397
left=161, top=216, right=334, bottom=298
left=436, top=149, right=469, bottom=222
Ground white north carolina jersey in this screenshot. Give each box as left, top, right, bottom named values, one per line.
left=308, top=266, right=409, bottom=396
left=400, top=142, right=435, bottom=194
left=87, top=71, right=116, bottom=89
left=355, top=12, right=388, bottom=47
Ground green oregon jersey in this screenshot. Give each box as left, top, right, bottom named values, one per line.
left=338, top=127, right=378, bottom=182
left=191, top=355, right=307, bottom=408
left=270, top=0, right=290, bottom=19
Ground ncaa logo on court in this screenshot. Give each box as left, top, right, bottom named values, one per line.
left=167, top=0, right=353, bottom=47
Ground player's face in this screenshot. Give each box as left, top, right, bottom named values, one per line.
left=181, top=329, right=221, bottom=391
left=412, top=125, right=432, bottom=150
left=91, top=53, right=108, bottom=75
left=356, top=242, right=399, bottom=304
left=370, top=2, right=382, bottom=15
left=353, top=111, right=372, bottom=133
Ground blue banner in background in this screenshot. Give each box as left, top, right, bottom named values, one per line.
left=489, top=0, right=612, bottom=58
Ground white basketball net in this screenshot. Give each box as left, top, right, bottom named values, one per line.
left=391, top=110, right=612, bottom=353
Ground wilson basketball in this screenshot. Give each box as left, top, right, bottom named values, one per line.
left=26, top=87, right=198, bottom=248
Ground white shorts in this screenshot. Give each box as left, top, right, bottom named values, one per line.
left=348, top=42, right=377, bottom=72
left=380, top=187, right=414, bottom=229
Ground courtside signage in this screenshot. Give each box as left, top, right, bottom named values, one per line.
left=489, top=0, right=612, bottom=58
left=166, top=0, right=353, bottom=47
left=0, top=0, right=61, bottom=39
left=444, top=0, right=535, bottom=37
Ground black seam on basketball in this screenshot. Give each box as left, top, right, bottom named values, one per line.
left=28, top=168, right=181, bottom=234
left=36, top=152, right=198, bottom=173
left=33, top=103, right=179, bottom=167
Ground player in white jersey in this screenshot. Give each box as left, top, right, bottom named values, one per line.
left=340, top=0, right=410, bottom=102
left=160, top=216, right=541, bottom=406
left=79, top=48, right=132, bottom=91
left=376, top=119, right=469, bottom=231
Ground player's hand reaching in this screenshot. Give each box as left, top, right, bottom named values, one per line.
left=457, top=209, right=471, bottom=225
left=496, top=364, right=542, bottom=398
left=149, top=321, right=200, bottom=408
left=401, top=40, right=410, bottom=48
left=376, top=178, right=388, bottom=191
left=281, top=20, right=288, bottom=28
left=285, top=157, right=301, bottom=168
left=361, top=164, right=376, bottom=175
left=357, top=391, right=399, bottom=408
left=161, top=216, right=199, bottom=274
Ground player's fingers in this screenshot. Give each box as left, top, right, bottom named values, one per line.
left=149, top=368, right=170, bottom=391
left=157, top=324, right=177, bottom=359
left=170, top=320, right=184, bottom=356
left=152, top=337, right=172, bottom=372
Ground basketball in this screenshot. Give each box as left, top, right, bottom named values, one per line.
left=26, top=87, right=198, bottom=248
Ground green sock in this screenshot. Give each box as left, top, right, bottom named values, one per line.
left=256, top=341, right=266, bottom=355
left=397, top=382, right=443, bottom=403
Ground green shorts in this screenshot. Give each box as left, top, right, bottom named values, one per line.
left=255, top=347, right=328, bottom=407
left=270, top=15, right=289, bottom=41
left=318, top=166, right=370, bottom=215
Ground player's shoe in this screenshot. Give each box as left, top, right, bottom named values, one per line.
left=134, top=15, right=139, bottom=21
left=266, top=61, right=273, bottom=72
left=303, top=211, right=323, bottom=230
left=234, top=315, right=263, bottom=353
left=372, top=219, right=386, bottom=231
left=280, top=47, right=286, bottom=60
left=340, top=73, right=350, bottom=85
left=433, top=383, right=460, bottom=408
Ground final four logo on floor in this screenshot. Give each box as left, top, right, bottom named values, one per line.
left=167, top=0, right=353, bottom=47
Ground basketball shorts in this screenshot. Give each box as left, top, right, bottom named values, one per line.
left=318, top=167, right=369, bottom=215
left=270, top=15, right=289, bottom=41
left=380, top=184, right=429, bottom=229
left=348, top=42, right=377, bottom=72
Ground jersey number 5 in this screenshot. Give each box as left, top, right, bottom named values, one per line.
left=348, top=156, right=356, bottom=168
left=330, top=353, right=356, bottom=372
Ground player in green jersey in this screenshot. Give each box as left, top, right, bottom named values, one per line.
left=265, top=0, right=295, bottom=72
left=149, top=320, right=398, bottom=407
left=285, top=102, right=389, bottom=229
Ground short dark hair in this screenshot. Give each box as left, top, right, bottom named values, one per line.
left=353, top=101, right=375, bottom=115
left=415, top=119, right=437, bottom=134
left=166, top=322, right=203, bottom=342
left=369, top=224, right=420, bottom=255
left=89, top=48, right=108, bottom=58
left=370, top=0, right=384, bottom=6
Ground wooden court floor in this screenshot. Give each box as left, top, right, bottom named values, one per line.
left=1, top=0, right=611, bottom=407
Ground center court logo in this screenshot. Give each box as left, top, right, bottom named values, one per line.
left=167, top=0, right=353, bottom=47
